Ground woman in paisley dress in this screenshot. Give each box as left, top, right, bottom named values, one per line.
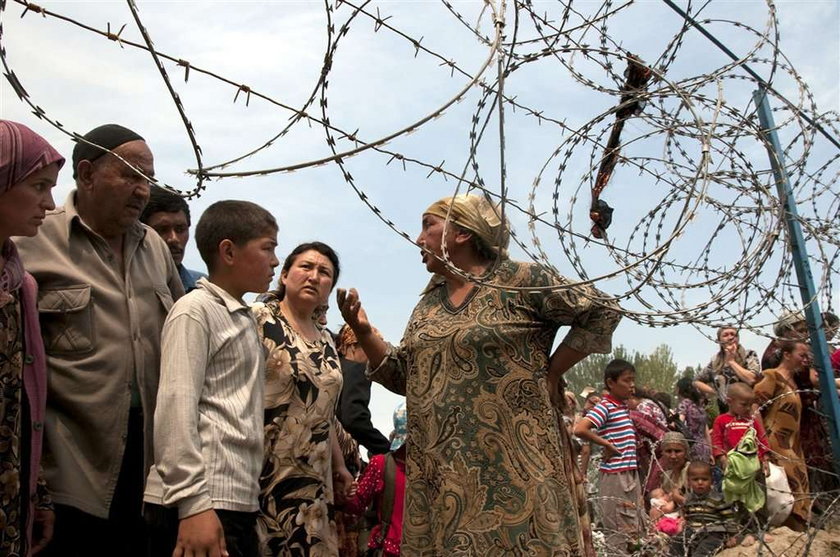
left=0, top=121, right=64, bottom=556
left=753, top=340, right=811, bottom=532
left=338, top=194, right=621, bottom=556
left=252, top=242, right=355, bottom=556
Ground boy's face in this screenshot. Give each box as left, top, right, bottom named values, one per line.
left=727, top=393, right=753, bottom=419
left=688, top=468, right=712, bottom=495
left=607, top=370, right=635, bottom=401
left=231, top=232, right=279, bottom=295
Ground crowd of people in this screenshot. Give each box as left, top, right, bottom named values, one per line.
left=564, top=324, right=840, bottom=556
left=1, top=116, right=839, bottom=557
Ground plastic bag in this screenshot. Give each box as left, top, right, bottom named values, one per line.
left=765, top=462, right=793, bottom=526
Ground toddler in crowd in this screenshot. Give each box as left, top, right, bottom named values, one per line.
left=649, top=488, right=682, bottom=536
left=711, top=383, right=769, bottom=471
left=670, top=461, right=740, bottom=557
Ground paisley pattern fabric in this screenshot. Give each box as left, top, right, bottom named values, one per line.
left=0, top=290, right=23, bottom=556
left=253, top=300, right=343, bottom=556
left=753, top=368, right=809, bottom=524
left=370, top=259, right=621, bottom=556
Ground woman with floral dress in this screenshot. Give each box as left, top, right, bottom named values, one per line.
left=338, top=194, right=621, bottom=555
left=253, top=242, right=354, bottom=556
left=0, top=120, right=64, bottom=556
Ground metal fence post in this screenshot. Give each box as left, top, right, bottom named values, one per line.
left=753, top=86, right=840, bottom=474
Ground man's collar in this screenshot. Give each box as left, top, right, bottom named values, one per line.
left=602, top=393, right=626, bottom=407
left=65, top=189, right=146, bottom=242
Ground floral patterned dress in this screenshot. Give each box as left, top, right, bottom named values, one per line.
left=0, top=288, right=24, bottom=556
left=253, top=299, right=343, bottom=556
left=676, top=397, right=711, bottom=463
left=370, top=260, right=621, bottom=556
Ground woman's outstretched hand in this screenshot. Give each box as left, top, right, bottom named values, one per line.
left=336, top=288, right=372, bottom=336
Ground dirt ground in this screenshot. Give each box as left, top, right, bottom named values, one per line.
left=715, top=524, right=840, bottom=557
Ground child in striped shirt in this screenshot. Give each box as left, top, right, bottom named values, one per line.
left=575, top=359, right=643, bottom=556
left=670, top=461, right=739, bottom=557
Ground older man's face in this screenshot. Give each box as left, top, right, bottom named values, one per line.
left=86, top=140, right=153, bottom=234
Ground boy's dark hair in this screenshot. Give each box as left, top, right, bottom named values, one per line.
left=195, top=200, right=277, bottom=272
left=687, top=460, right=712, bottom=476
left=270, top=242, right=340, bottom=301
left=140, top=185, right=191, bottom=225
left=604, top=358, right=635, bottom=385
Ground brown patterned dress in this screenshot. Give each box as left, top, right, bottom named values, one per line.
left=253, top=300, right=343, bottom=556
left=0, top=288, right=24, bottom=556
left=753, top=368, right=810, bottom=525
left=370, top=259, right=621, bottom=556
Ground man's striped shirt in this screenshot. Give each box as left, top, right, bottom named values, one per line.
left=584, top=394, right=638, bottom=473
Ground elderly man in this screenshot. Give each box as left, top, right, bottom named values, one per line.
left=140, top=185, right=205, bottom=292
left=15, top=124, right=184, bottom=556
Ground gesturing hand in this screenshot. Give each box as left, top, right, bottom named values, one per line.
left=336, top=288, right=372, bottom=336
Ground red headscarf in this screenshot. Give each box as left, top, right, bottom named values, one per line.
left=0, top=120, right=64, bottom=194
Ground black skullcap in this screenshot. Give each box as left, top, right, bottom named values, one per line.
left=72, top=124, right=144, bottom=178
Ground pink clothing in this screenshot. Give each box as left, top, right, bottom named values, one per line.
left=21, top=271, right=48, bottom=553
left=831, top=348, right=840, bottom=373
left=711, top=413, right=769, bottom=460
left=346, top=453, right=405, bottom=556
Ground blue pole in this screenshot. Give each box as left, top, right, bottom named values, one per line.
left=753, top=86, right=840, bottom=475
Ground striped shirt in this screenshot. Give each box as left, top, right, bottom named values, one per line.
left=683, top=490, right=740, bottom=533
left=144, top=278, right=265, bottom=518
left=584, top=394, right=638, bottom=473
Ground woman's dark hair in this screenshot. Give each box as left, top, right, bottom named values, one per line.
left=778, top=339, right=805, bottom=358
left=270, top=241, right=340, bottom=301
left=676, top=376, right=702, bottom=405
left=652, top=391, right=673, bottom=410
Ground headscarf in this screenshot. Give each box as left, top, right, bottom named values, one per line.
left=773, top=309, right=839, bottom=341
left=661, top=431, right=689, bottom=450
left=0, top=120, right=64, bottom=194
left=424, top=194, right=510, bottom=259
left=72, top=124, right=144, bottom=178
left=390, top=402, right=407, bottom=451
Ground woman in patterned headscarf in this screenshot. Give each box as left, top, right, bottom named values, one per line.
left=0, top=120, right=64, bottom=556
left=338, top=194, right=621, bottom=556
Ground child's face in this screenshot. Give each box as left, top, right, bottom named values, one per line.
left=727, top=393, right=753, bottom=419
left=607, top=370, right=636, bottom=401
left=688, top=468, right=712, bottom=495
left=231, top=233, right=280, bottom=295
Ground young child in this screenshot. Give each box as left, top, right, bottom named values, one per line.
left=143, top=200, right=279, bottom=557
left=574, top=359, right=643, bottom=556
left=650, top=488, right=682, bottom=535
left=711, top=382, right=769, bottom=471
left=670, top=461, right=739, bottom=557
left=345, top=403, right=407, bottom=556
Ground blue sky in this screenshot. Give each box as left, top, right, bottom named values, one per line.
left=1, top=0, right=837, bottom=437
